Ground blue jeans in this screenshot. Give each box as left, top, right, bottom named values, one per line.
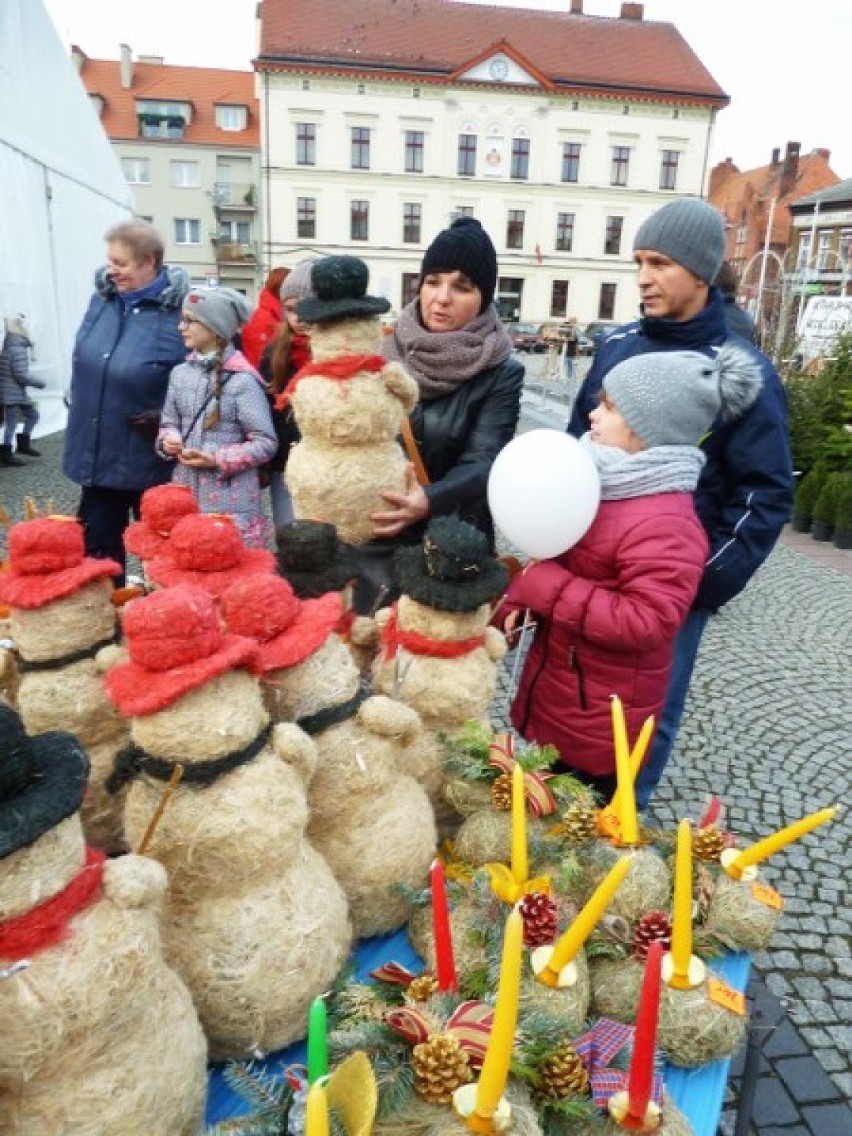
left=77, top=485, right=143, bottom=585
left=3, top=402, right=39, bottom=446
left=634, top=608, right=711, bottom=810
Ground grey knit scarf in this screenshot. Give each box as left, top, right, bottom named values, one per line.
left=385, top=300, right=514, bottom=399
left=580, top=432, right=706, bottom=502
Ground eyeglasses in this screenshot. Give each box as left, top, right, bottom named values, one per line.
left=180, top=316, right=203, bottom=328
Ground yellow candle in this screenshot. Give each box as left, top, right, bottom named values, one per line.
left=611, top=695, right=638, bottom=844
left=629, top=716, right=655, bottom=783
left=473, top=907, right=523, bottom=1120
left=728, top=807, right=838, bottom=877
left=669, top=820, right=693, bottom=984
left=305, top=1080, right=330, bottom=1136
left=548, top=855, right=631, bottom=972
left=510, top=762, right=528, bottom=886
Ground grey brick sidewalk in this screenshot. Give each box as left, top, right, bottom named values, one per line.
left=1, top=427, right=850, bottom=1136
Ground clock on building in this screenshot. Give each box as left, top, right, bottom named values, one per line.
left=488, top=57, right=509, bottom=81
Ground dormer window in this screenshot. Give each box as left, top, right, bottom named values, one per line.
left=136, top=100, right=191, bottom=139
left=216, top=105, right=248, bottom=132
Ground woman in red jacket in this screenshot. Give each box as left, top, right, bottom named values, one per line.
left=241, top=266, right=289, bottom=368
left=503, top=345, right=762, bottom=803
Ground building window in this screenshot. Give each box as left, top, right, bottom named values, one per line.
left=497, top=277, right=523, bottom=321
left=302, top=79, right=311, bottom=91
left=551, top=280, right=569, bottom=318
left=454, top=206, right=475, bottom=219
left=174, top=218, right=201, bottom=245
left=170, top=160, right=200, bottom=188
left=351, top=127, right=371, bottom=169
left=216, top=105, right=247, bottom=131
left=796, top=232, right=811, bottom=271
left=610, top=146, right=630, bottom=187
left=457, top=134, right=477, bottom=177
left=599, top=282, right=616, bottom=319
left=296, top=123, right=316, bottom=166
left=561, top=142, right=581, bottom=183
left=839, top=229, right=852, bottom=266
left=604, top=216, right=623, bottom=256
left=659, top=150, right=679, bottom=191
left=506, top=210, right=525, bottom=249
left=402, top=273, right=420, bottom=307
left=350, top=199, right=369, bottom=240
left=121, top=157, right=150, bottom=184
left=403, top=203, right=422, bottom=244
left=137, top=100, right=189, bottom=139
left=405, top=131, right=424, bottom=173
left=556, top=212, right=575, bottom=252
left=297, top=197, right=316, bottom=239
left=219, top=219, right=251, bottom=244
left=511, top=138, right=530, bottom=180
left=816, top=231, right=832, bottom=270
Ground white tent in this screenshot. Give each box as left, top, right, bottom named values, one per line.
left=0, top=0, right=132, bottom=436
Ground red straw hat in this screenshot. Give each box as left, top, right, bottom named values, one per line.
left=0, top=517, right=120, bottom=610
left=104, top=584, right=258, bottom=717
left=146, top=513, right=275, bottom=597
left=219, top=574, right=342, bottom=673
left=124, top=484, right=200, bottom=560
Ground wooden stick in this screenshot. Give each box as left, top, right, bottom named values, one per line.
left=137, top=763, right=184, bottom=856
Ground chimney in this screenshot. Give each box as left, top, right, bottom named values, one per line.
left=779, top=141, right=800, bottom=198
left=70, top=45, right=87, bottom=73
left=119, top=43, right=133, bottom=90
left=570, top=0, right=583, bottom=12
left=620, top=3, right=644, bottom=18
left=771, top=147, right=780, bottom=165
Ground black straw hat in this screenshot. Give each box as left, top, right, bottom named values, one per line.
left=275, top=520, right=359, bottom=599
left=393, top=517, right=509, bottom=613
left=295, top=256, right=391, bottom=324
left=0, top=704, right=90, bottom=859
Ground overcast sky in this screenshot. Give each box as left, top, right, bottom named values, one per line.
left=42, top=0, right=851, bottom=179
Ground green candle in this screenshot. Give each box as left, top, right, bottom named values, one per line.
left=307, top=997, right=328, bottom=1084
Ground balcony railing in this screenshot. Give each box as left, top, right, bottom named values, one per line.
left=211, top=237, right=258, bottom=264
left=212, top=182, right=257, bottom=209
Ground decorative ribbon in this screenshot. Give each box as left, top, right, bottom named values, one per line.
left=488, top=733, right=557, bottom=818
left=0, top=848, right=105, bottom=961
left=698, top=795, right=723, bottom=829
left=485, top=862, right=552, bottom=906
left=17, top=630, right=120, bottom=673
left=573, top=1018, right=664, bottom=1109
left=385, top=1000, right=494, bottom=1069
left=370, top=960, right=419, bottom=985
left=106, top=724, right=272, bottom=794
left=274, top=354, right=386, bottom=409
left=380, top=604, right=486, bottom=662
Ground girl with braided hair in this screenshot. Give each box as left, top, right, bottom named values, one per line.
left=157, top=287, right=277, bottom=547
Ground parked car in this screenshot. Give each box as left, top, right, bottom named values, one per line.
left=507, top=322, right=546, bottom=353
left=583, top=320, right=621, bottom=354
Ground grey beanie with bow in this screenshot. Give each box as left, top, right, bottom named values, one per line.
left=183, top=286, right=252, bottom=342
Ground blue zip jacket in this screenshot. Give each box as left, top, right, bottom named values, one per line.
left=567, top=288, right=793, bottom=612
left=63, top=266, right=189, bottom=492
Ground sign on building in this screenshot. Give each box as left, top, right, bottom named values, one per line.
left=797, top=296, right=852, bottom=360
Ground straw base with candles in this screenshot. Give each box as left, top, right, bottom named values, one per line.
left=589, top=956, right=644, bottom=1022
left=704, top=869, right=782, bottom=952
left=657, top=980, right=748, bottom=1067
left=579, top=845, right=671, bottom=925
left=453, top=810, right=556, bottom=874
left=574, top=1092, right=693, bottom=1136
left=424, top=1078, right=543, bottom=1135
left=408, top=893, right=491, bottom=986
left=520, top=953, right=591, bottom=1036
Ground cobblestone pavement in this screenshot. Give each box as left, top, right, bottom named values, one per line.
left=1, top=420, right=850, bottom=1136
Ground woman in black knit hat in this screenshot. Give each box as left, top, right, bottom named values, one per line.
left=366, top=217, right=523, bottom=604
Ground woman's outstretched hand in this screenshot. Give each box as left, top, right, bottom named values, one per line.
left=371, top=463, right=430, bottom=538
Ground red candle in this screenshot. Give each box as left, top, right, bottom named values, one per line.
left=430, top=858, right=458, bottom=992
left=627, top=940, right=663, bottom=1120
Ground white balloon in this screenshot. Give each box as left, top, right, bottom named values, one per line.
left=487, top=430, right=601, bottom=559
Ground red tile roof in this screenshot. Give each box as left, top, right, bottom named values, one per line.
left=711, top=152, right=839, bottom=244
left=257, top=0, right=727, bottom=105
left=76, top=54, right=259, bottom=146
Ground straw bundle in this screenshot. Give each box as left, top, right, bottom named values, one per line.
left=657, top=980, right=748, bottom=1067
left=704, top=871, right=782, bottom=952
left=0, top=818, right=207, bottom=1135
left=519, top=952, right=591, bottom=1036
left=589, top=957, right=644, bottom=1022
left=423, top=1080, right=544, bottom=1136
left=579, top=844, right=671, bottom=924
left=407, top=895, right=490, bottom=983
left=573, top=1093, right=694, bottom=1135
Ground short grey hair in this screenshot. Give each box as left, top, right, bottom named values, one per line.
left=105, top=220, right=165, bottom=270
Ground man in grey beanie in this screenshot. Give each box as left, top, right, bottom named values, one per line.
left=567, top=195, right=793, bottom=811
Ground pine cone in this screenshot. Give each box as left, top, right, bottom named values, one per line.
left=519, top=891, right=559, bottom=947
left=537, top=1042, right=590, bottom=1099
left=561, top=802, right=598, bottom=843
left=413, top=1033, right=473, bottom=1104
left=491, top=772, right=512, bottom=811
left=407, top=974, right=439, bottom=1002
left=692, top=826, right=726, bottom=863
left=632, top=910, right=672, bottom=960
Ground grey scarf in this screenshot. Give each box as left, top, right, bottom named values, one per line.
left=580, top=432, right=706, bottom=502
left=385, top=300, right=514, bottom=399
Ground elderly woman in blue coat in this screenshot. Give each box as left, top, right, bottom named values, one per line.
left=63, top=221, right=189, bottom=581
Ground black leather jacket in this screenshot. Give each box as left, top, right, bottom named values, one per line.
left=408, top=354, right=524, bottom=547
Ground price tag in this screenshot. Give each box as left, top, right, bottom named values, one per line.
left=751, top=882, right=783, bottom=910
left=597, top=807, right=622, bottom=841
left=707, top=977, right=746, bottom=1016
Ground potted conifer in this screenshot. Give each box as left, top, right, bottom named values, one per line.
left=832, top=475, right=852, bottom=550
left=791, top=467, right=824, bottom=533
left=811, top=473, right=843, bottom=542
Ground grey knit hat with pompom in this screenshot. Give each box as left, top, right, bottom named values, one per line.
left=603, top=344, right=764, bottom=449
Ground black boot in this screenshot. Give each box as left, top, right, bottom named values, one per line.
left=1, top=443, right=26, bottom=466
left=16, top=433, right=41, bottom=457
